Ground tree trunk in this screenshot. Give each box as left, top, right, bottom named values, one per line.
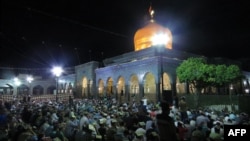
left=194, top=88, right=202, bottom=108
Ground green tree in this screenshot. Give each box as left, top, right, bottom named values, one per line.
left=176, top=57, right=208, bottom=107
left=176, top=57, right=243, bottom=107
left=176, top=57, right=208, bottom=94
left=214, top=64, right=243, bottom=94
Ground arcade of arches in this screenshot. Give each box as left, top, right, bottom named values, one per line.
left=80, top=72, right=188, bottom=104
left=0, top=83, right=74, bottom=96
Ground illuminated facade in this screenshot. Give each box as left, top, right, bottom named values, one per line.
left=72, top=6, right=250, bottom=104
left=1, top=6, right=250, bottom=103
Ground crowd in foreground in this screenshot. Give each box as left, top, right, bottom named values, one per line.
left=0, top=96, right=249, bottom=141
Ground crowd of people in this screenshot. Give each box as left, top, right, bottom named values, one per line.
left=0, top=96, right=249, bottom=141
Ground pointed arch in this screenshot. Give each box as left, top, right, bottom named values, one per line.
left=47, top=85, right=56, bottom=95
left=98, top=79, right=105, bottom=97
left=163, top=72, right=171, bottom=90
left=106, top=77, right=114, bottom=97
left=82, top=77, right=88, bottom=98
left=143, top=72, right=156, bottom=102
left=130, top=74, right=139, bottom=102
left=117, top=76, right=125, bottom=103
left=17, top=84, right=29, bottom=95
left=33, top=85, right=44, bottom=95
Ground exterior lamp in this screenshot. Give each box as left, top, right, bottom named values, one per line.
left=26, top=76, right=33, bottom=102
left=14, top=77, right=21, bottom=86
left=152, top=33, right=170, bottom=46
left=27, top=76, right=34, bottom=83
left=52, top=66, right=63, bottom=102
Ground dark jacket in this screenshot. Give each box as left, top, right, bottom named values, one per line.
left=156, top=114, right=178, bottom=141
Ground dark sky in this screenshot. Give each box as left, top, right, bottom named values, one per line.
left=1, top=0, right=250, bottom=70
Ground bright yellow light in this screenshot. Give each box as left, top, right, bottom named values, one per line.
left=27, top=76, right=34, bottom=83
left=52, top=66, right=63, bottom=77
left=151, top=33, right=170, bottom=46
left=14, top=77, right=21, bottom=86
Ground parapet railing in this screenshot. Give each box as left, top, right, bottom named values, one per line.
left=0, top=94, right=73, bottom=102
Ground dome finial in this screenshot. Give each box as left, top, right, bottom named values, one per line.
left=148, top=3, right=155, bottom=20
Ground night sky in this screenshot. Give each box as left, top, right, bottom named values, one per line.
left=1, top=0, right=250, bottom=70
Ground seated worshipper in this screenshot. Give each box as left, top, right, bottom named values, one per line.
left=190, top=126, right=205, bottom=141
left=49, top=123, right=68, bottom=141
left=106, top=119, right=118, bottom=141
left=146, top=122, right=159, bottom=141
left=196, top=111, right=210, bottom=127
left=75, top=124, right=94, bottom=141
left=98, top=118, right=107, bottom=141
left=210, top=122, right=224, bottom=137
left=135, top=122, right=146, bottom=141
left=17, top=124, right=38, bottom=141
left=79, top=111, right=90, bottom=130
left=64, top=114, right=79, bottom=139
left=209, top=126, right=223, bottom=141
left=176, top=121, right=188, bottom=141
left=133, top=130, right=145, bottom=141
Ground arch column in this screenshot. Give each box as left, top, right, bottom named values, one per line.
left=29, top=86, right=32, bottom=95
left=156, top=81, right=161, bottom=102
left=125, top=84, right=129, bottom=102
left=139, top=83, right=144, bottom=100
left=157, top=62, right=162, bottom=101
left=186, top=82, right=190, bottom=94
left=115, top=84, right=118, bottom=100
left=13, top=87, right=18, bottom=96
left=172, top=76, right=177, bottom=96
left=87, top=83, right=90, bottom=98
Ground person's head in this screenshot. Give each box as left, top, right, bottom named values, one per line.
left=138, top=122, right=146, bottom=128
left=181, top=96, right=186, bottom=101
left=177, top=121, right=184, bottom=127
left=214, top=126, right=220, bottom=133
left=135, top=132, right=144, bottom=139
left=196, top=126, right=202, bottom=131
left=111, top=119, right=117, bottom=126
left=83, top=124, right=93, bottom=133
left=160, top=101, right=170, bottom=114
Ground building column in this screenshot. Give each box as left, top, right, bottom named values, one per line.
left=156, top=82, right=161, bottom=102
left=172, top=77, right=177, bottom=96
left=125, top=84, right=129, bottom=103
left=139, top=83, right=144, bottom=101
left=13, top=87, right=18, bottom=96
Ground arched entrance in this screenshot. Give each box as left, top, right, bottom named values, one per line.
left=17, top=84, right=29, bottom=96
left=130, top=75, right=139, bottom=103
left=106, top=77, right=114, bottom=97
left=161, top=72, right=172, bottom=103
left=33, top=85, right=44, bottom=95
left=98, top=79, right=105, bottom=98
left=82, top=77, right=88, bottom=98
left=117, top=77, right=125, bottom=103
left=0, top=84, right=13, bottom=95
left=144, top=72, right=156, bottom=102
left=162, top=73, right=171, bottom=91
left=47, top=86, right=56, bottom=94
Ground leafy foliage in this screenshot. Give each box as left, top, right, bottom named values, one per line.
left=176, top=57, right=208, bottom=90
left=176, top=57, right=243, bottom=92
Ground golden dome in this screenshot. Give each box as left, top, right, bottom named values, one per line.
left=134, top=6, right=173, bottom=51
